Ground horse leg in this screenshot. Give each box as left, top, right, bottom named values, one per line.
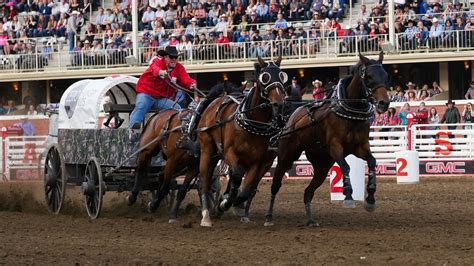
left=198, top=140, right=216, bottom=227
left=232, top=165, right=261, bottom=209
left=240, top=156, right=274, bottom=223
left=364, top=152, right=377, bottom=212
left=218, top=165, right=243, bottom=212
left=330, top=145, right=355, bottom=208
left=265, top=149, right=301, bottom=226
left=148, top=157, right=176, bottom=212
left=169, top=166, right=198, bottom=222
left=128, top=151, right=153, bottom=205
left=303, top=157, right=333, bottom=226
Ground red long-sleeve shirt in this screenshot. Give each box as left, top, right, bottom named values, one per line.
left=136, top=57, right=196, bottom=98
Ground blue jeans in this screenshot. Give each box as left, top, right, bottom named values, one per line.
left=129, top=93, right=181, bottom=128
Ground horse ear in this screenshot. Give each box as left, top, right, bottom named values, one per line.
left=378, top=51, right=384, bottom=63
left=254, top=62, right=261, bottom=75
left=275, top=56, right=282, bottom=66
left=257, top=56, right=267, bottom=67
left=358, top=51, right=369, bottom=64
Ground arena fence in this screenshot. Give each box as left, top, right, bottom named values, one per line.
left=0, top=124, right=472, bottom=181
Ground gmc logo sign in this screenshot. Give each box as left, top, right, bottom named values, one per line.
left=425, top=162, right=465, bottom=174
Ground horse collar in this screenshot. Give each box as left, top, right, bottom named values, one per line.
left=332, top=79, right=374, bottom=121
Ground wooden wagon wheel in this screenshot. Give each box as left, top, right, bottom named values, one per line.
left=42, top=144, right=66, bottom=214
left=82, top=157, right=104, bottom=219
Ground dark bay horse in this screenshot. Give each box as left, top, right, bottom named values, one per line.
left=128, top=83, right=234, bottom=222
left=197, top=57, right=288, bottom=227
left=265, top=52, right=390, bottom=227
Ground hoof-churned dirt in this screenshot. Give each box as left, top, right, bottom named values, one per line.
left=0, top=177, right=473, bottom=264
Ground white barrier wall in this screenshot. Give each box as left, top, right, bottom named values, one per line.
left=0, top=124, right=473, bottom=181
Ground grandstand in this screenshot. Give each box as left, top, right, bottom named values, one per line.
left=0, top=0, right=473, bottom=109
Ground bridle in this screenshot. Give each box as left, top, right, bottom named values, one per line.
left=358, top=63, right=389, bottom=102
left=257, top=62, right=288, bottom=100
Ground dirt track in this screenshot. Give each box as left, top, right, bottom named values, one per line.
left=1, top=177, right=473, bottom=264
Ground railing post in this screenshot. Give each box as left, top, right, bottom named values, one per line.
left=35, top=49, right=39, bottom=72
left=456, top=30, right=460, bottom=52
left=306, top=32, right=310, bottom=59
left=216, top=43, right=220, bottom=63
left=270, top=40, right=274, bottom=61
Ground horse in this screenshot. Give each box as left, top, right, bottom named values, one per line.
left=197, top=56, right=288, bottom=227
left=264, top=52, right=390, bottom=227
left=127, top=82, right=234, bottom=222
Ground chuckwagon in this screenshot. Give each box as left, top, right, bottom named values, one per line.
left=40, top=75, right=223, bottom=219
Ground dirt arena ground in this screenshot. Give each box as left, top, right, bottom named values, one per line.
left=0, top=176, right=473, bottom=264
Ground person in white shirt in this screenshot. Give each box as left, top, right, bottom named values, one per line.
left=140, top=6, right=155, bottom=30
left=95, top=7, right=105, bottom=26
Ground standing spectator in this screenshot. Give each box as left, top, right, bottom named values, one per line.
left=415, top=101, right=429, bottom=126
left=398, top=103, right=411, bottom=126
left=339, top=25, right=355, bottom=53
left=465, top=81, right=474, bottom=99
left=14, top=117, right=35, bottom=136
left=312, top=79, right=324, bottom=100
left=428, top=107, right=440, bottom=138
left=67, top=10, right=80, bottom=51
left=440, top=99, right=461, bottom=138
left=287, top=77, right=305, bottom=100
left=462, top=102, right=472, bottom=129
left=416, top=20, right=429, bottom=48
left=429, top=17, right=444, bottom=48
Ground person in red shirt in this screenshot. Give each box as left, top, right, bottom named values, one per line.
left=312, top=79, right=324, bottom=100
left=129, top=45, right=196, bottom=129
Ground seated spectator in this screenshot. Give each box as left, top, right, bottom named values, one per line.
left=193, top=2, right=206, bottom=26
left=206, top=3, right=219, bottom=27
left=164, top=5, right=178, bottom=29
left=312, top=79, right=324, bottom=100
left=27, top=104, right=37, bottom=115
left=255, top=0, right=269, bottom=23
left=185, top=17, right=198, bottom=41
left=5, top=100, right=17, bottom=114
left=415, top=101, right=429, bottom=124
left=95, top=7, right=105, bottom=26
left=273, top=13, right=287, bottom=29
left=214, top=14, right=228, bottom=36
left=39, top=40, right=52, bottom=68
left=465, top=81, right=474, bottom=99
left=407, top=90, right=418, bottom=102
left=392, top=90, right=407, bottom=102
left=406, top=81, right=417, bottom=93
left=418, top=87, right=431, bottom=101
left=431, top=81, right=444, bottom=96
left=140, top=6, right=155, bottom=30
left=386, top=107, right=399, bottom=129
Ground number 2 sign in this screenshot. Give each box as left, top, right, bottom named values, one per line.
left=329, top=155, right=366, bottom=201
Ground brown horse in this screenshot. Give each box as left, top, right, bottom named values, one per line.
left=197, top=57, right=288, bottom=227
left=265, top=52, right=390, bottom=226
left=127, top=82, right=234, bottom=222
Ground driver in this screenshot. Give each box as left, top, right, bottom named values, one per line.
left=129, top=46, right=197, bottom=129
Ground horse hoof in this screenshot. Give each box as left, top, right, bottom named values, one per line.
left=168, top=218, right=177, bottom=224
left=240, top=217, right=250, bottom=223
left=233, top=207, right=246, bottom=217
left=147, top=201, right=157, bottom=213
left=342, top=200, right=356, bottom=208
left=306, top=220, right=320, bottom=227
left=126, top=195, right=136, bottom=206
left=200, top=219, right=212, bottom=227
left=264, top=221, right=274, bottom=227
left=364, top=201, right=377, bottom=212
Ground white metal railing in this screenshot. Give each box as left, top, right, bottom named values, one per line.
left=1, top=29, right=473, bottom=73
left=411, top=123, right=474, bottom=161
left=369, top=125, right=408, bottom=162
left=3, top=135, right=47, bottom=181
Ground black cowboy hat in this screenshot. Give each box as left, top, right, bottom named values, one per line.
left=157, top=45, right=180, bottom=57
left=446, top=99, right=455, bottom=106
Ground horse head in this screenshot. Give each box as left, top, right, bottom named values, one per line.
left=254, top=56, right=288, bottom=123
left=356, top=51, right=391, bottom=113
